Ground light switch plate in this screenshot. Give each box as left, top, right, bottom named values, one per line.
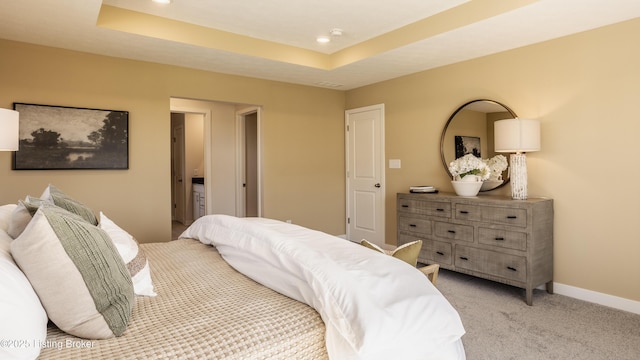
left=389, top=159, right=401, bottom=169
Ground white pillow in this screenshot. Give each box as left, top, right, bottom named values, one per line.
left=99, top=212, right=157, bottom=297
left=0, top=227, right=48, bottom=360
left=7, top=197, right=42, bottom=239
left=0, top=204, right=17, bottom=231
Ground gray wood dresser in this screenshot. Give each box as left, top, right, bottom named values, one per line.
left=397, top=192, right=554, bottom=305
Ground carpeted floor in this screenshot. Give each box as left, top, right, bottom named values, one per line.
left=435, top=269, right=640, bottom=359
left=171, top=221, right=188, bottom=240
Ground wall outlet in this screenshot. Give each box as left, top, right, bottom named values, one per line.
left=193, top=169, right=198, bottom=176
left=286, top=219, right=292, bottom=224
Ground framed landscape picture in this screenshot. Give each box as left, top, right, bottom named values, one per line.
left=454, top=135, right=480, bottom=159
left=13, top=103, right=129, bottom=170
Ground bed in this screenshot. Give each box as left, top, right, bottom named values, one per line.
left=0, top=185, right=466, bottom=360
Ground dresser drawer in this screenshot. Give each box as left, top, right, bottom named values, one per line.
left=478, top=227, right=527, bottom=251
left=455, top=246, right=527, bottom=282
left=454, top=204, right=482, bottom=222
left=398, top=215, right=432, bottom=235
left=480, top=207, right=528, bottom=227
left=434, top=221, right=473, bottom=242
left=398, top=233, right=421, bottom=247
left=425, top=240, right=453, bottom=265
left=400, top=234, right=453, bottom=266
left=398, top=198, right=450, bottom=218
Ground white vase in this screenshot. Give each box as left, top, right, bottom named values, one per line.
left=451, top=180, right=482, bottom=197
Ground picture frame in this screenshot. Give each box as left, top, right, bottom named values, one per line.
left=13, top=103, right=129, bottom=170
left=455, top=135, right=480, bottom=159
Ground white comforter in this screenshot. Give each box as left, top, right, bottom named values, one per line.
left=181, top=215, right=466, bottom=360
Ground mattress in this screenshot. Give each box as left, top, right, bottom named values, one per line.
left=39, top=239, right=328, bottom=359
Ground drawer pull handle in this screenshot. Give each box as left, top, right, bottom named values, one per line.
left=447, top=230, right=456, bottom=234
left=436, top=251, right=445, bottom=256
left=409, top=224, right=417, bottom=227
left=436, top=208, right=445, bottom=212
left=495, top=237, right=505, bottom=241
left=460, top=210, right=469, bottom=214
left=507, top=215, right=517, bottom=219
left=507, top=266, right=518, bottom=272
left=459, top=256, right=469, bottom=261
left=402, top=204, right=409, bottom=208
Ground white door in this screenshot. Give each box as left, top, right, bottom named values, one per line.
left=346, top=104, right=385, bottom=246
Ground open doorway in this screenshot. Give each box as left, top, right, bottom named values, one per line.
left=170, top=98, right=262, bottom=238
left=236, top=107, right=261, bottom=217
left=170, top=112, right=205, bottom=237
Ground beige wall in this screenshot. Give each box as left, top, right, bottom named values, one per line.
left=184, top=113, right=204, bottom=181
left=346, top=18, right=640, bottom=302
left=1, top=17, right=638, bottom=303
left=0, top=39, right=346, bottom=243
left=184, top=112, right=204, bottom=222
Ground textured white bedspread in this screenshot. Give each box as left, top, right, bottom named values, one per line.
left=181, top=215, right=466, bottom=360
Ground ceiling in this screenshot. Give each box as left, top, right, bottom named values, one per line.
left=1, top=0, right=640, bottom=90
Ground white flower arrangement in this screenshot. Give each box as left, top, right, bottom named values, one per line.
left=483, top=154, right=508, bottom=181
left=448, top=154, right=490, bottom=181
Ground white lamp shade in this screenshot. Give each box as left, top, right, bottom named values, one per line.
left=0, top=108, right=19, bottom=151
left=494, top=118, right=540, bottom=153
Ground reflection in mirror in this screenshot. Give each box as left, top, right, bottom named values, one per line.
left=440, top=99, right=517, bottom=192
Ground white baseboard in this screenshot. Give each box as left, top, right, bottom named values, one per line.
left=553, top=282, right=640, bottom=315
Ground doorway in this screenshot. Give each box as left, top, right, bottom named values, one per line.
left=170, top=112, right=205, bottom=230
left=170, top=98, right=263, bottom=238
left=236, top=107, right=261, bottom=217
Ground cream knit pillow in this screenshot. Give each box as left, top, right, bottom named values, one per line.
left=11, top=203, right=133, bottom=339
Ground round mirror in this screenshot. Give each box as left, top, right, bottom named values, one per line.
left=440, top=99, right=517, bottom=191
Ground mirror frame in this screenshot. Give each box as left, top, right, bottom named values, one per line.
left=439, top=99, right=517, bottom=191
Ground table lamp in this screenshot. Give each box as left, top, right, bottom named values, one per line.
left=494, top=118, right=540, bottom=200
left=0, top=108, right=19, bottom=151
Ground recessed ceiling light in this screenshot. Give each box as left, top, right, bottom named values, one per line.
left=317, top=28, right=344, bottom=43
left=152, top=0, right=172, bottom=4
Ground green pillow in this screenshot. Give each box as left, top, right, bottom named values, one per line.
left=11, top=203, right=133, bottom=339
left=41, top=184, right=98, bottom=225
left=360, top=239, right=423, bottom=267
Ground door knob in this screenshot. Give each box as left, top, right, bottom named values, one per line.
left=374, top=183, right=381, bottom=188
